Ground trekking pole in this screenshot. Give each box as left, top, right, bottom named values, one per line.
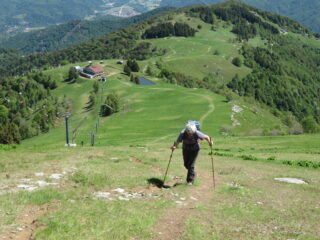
left=162, top=144, right=175, bottom=187
left=210, top=137, right=216, bottom=189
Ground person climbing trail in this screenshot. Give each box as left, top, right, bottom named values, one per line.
left=171, top=122, right=212, bottom=185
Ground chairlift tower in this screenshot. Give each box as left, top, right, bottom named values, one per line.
left=64, top=113, right=71, bottom=146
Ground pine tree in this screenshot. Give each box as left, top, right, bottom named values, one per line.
left=67, top=67, right=79, bottom=82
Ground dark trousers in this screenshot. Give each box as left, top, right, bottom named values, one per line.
left=183, top=147, right=200, bottom=183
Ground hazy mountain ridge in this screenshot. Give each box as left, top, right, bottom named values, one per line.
left=0, top=7, right=174, bottom=54
left=0, top=0, right=319, bottom=42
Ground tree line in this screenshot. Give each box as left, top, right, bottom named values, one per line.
left=0, top=72, right=68, bottom=144
left=142, top=22, right=196, bottom=39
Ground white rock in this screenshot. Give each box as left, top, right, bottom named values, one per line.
left=95, top=192, right=111, bottom=198
left=20, top=178, right=31, bottom=182
left=35, top=172, right=44, bottom=177
left=113, top=188, right=125, bottom=193
left=49, top=174, right=63, bottom=179
left=274, top=178, right=307, bottom=184
left=232, top=105, right=243, bottom=113
left=118, top=196, right=129, bottom=201
left=36, top=181, right=58, bottom=187
left=17, top=184, right=38, bottom=191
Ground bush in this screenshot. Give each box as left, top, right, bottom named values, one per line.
left=282, top=160, right=293, bottom=165
left=130, top=74, right=140, bottom=85
left=100, top=92, right=120, bottom=117
left=282, top=160, right=320, bottom=169
left=301, top=116, right=319, bottom=133
left=124, top=65, right=131, bottom=76
left=232, top=57, right=242, bottom=67
left=213, top=50, right=220, bottom=55
left=214, top=152, right=234, bottom=157
left=240, top=155, right=258, bottom=161
left=66, top=67, right=79, bottom=83
left=289, top=123, right=304, bottom=135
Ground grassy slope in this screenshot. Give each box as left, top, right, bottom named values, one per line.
left=144, top=14, right=252, bottom=82
left=0, top=15, right=319, bottom=240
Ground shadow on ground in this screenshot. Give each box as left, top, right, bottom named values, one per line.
left=147, top=178, right=184, bottom=189
left=147, top=178, right=163, bottom=188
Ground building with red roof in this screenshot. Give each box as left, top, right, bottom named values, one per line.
left=83, top=65, right=105, bottom=78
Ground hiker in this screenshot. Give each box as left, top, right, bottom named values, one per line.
left=171, top=123, right=212, bottom=185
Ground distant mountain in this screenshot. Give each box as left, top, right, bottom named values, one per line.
left=0, top=7, right=173, bottom=54
left=236, top=0, right=320, bottom=33
left=160, top=0, right=320, bottom=33
left=0, top=0, right=105, bottom=41
left=1, top=0, right=319, bottom=42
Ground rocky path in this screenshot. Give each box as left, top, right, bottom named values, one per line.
left=152, top=170, right=216, bottom=240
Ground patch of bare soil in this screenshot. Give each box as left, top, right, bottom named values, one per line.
left=0, top=203, right=57, bottom=240
left=129, top=156, right=164, bottom=175
left=152, top=170, right=217, bottom=240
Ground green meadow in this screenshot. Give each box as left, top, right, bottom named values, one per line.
left=1, top=17, right=320, bottom=239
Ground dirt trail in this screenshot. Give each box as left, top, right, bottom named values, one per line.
left=0, top=203, right=56, bottom=240
left=186, top=93, right=215, bottom=126
left=198, top=95, right=215, bottom=125
left=152, top=170, right=216, bottom=240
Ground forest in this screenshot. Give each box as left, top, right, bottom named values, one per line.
left=142, top=22, right=196, bottom=39
left=0, top=72, right=69, bottom=144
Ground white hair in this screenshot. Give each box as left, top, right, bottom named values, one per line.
left=185, top=123, right=197, bottom=134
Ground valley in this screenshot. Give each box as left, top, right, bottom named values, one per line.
left=0, top=2, right=319, bottom=239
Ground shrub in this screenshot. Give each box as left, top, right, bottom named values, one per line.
left=213, top=50, right=220, bottom=55
left=267, top=156, right=276, bottom=161
left=301, top=116, right=319, bottom=133
left=297, top=160, right=311, bottom=167
left=289, top=123, right=304, bottom=135
left=240, top=155, right=258, bottom=161
left=66, top=67, right=79, bottom=83
left=213, top=152, right=234, bottom=157
left=282, top=160, right=293, bottom=165
left=100, top=92, right=120, bottom=117
left=232, top=57, right=242, bottom=67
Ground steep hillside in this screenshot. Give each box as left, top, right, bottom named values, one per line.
left=22, top=59, right=288, bottom=148
left=0, top=3, right=319, bottom=239
left=0, top=0, right=105, bottom=41
left=1, top=1, right=319, bottom=144
left=237, top=0, right=320, bottom=33
left=161, top=0, right=320, bottom=33
left=0, top=61, right=320, bottom=239
left=0, top=7, right=174, bottom=54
